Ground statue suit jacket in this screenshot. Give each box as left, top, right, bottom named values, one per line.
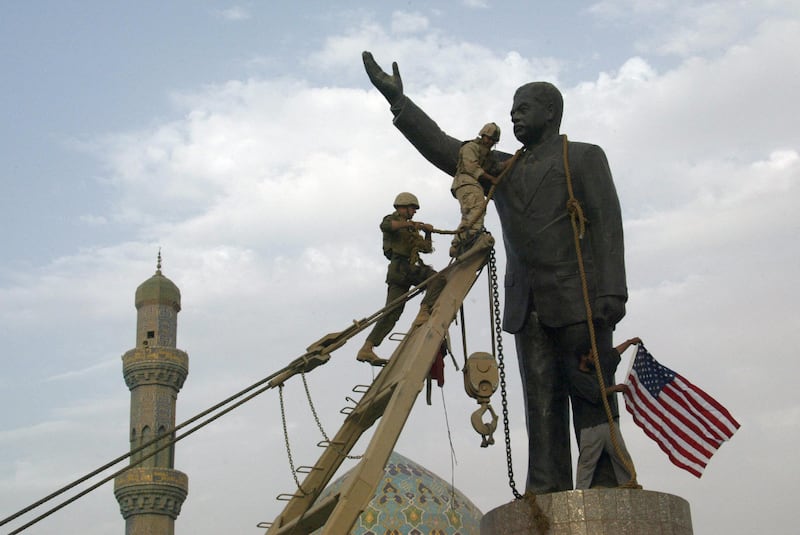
left=390, top=96, right=627, bottom=332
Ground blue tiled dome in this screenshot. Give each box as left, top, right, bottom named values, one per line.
left=314, top=451, right=482, bottom=534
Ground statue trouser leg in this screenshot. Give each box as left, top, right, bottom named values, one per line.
left=515, top=313, right=572, bottom=494
left=516, top=316, right=614, bottom=493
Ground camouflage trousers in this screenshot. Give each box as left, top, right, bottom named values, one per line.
left=366, top=258, right=444, bottom=346
left=454, top=184, right=485, bottom=233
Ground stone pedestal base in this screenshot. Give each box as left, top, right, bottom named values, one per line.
left=481, top=489, right=692, bottom=534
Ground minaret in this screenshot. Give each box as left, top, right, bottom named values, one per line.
left=114, top=252, right=189, bottom=534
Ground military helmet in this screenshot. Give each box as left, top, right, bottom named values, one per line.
left=393, top=192, right=420, bottom=209
left=478, top=122, right=501, bottom=142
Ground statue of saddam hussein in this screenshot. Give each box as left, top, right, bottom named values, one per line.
left=362, top=51, right=628, bottom=494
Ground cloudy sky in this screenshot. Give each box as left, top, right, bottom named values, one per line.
left=1, top=1, right=798, bottom=533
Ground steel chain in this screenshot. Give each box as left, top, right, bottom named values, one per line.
left=300, top=373, right=327, bottom=441
left=301, top=373, right=362, bottom=460
left=278, top=384, right=307, bottom=494
left=489, top=247, right=523, bottom=500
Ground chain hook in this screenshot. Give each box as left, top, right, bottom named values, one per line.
left=470, top=402, right=498, bottom=447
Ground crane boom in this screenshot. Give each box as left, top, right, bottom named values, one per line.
left=265, top=233, right=494, bottom=535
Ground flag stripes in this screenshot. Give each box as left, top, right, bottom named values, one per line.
left=623, top=345, right=740, bottom=478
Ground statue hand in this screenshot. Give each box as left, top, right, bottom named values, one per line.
left=362, top=51, right=404, bottom=105
left=594, top=296, right=626, bottom=327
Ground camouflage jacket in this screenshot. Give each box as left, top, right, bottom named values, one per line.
left=381, top=211, right=432, bottom=262
left=451, top=138, right=495, bottom=194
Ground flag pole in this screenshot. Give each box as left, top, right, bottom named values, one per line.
left=622, top=341, right=641, bottom=386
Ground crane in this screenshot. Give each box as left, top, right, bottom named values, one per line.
left=264, top=233, right=495, bottom=535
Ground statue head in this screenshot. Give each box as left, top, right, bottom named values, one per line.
left=511, top=82, right=563, bottom=146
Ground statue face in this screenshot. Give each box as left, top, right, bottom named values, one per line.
left=510, top=89, right=552, bottom=146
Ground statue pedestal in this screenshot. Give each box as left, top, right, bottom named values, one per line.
left=481, top=489, right=693, bottom=534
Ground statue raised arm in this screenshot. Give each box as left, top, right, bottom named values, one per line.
left=362, top=51, right=404, bottom=106
left=362, top=50, right=629, bottom=494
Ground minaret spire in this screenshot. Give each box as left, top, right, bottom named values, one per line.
left=114, top=263, right=188, bottom=534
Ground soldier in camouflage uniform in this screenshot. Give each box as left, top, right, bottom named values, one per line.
left=450, top=122, right=502, bottom=256
left=357, top=192, right=445, bottom=366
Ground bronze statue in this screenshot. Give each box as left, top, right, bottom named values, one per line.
left=363, top=51, right=628, bottom=494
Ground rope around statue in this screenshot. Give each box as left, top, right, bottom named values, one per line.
left=430, top=136, right=638, bottom=488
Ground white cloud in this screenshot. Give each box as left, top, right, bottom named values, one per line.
left=78, top=214, right=107, bottom=226
left=565, top=17, right=800, bottom=223
left=760, top=405, right=800, bottom=430
left=653, top=2, right=745, bottom=56
left=390, top=11, right=430, bottom=34
left=0, top=420, right=72, bottom=444
left=4, top=6, right=800, bottom=534
left=216, top=6, right=251, bottom=21
left=625, top=148, right=799, bottom=258
left=588, top=0, right=797, bottom=58
left=44, top=359, right=118, bottom=383
left=587, top=0, right=672, bottom=18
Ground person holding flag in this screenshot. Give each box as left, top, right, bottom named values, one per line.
left=570, top=337, right=641, bottom=489
left=623, top=343, right=740, bottom=477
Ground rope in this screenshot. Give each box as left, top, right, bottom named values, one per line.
left=440, top=387, right=459, bottom=509
left=458, top=306, right=468, bottom=367
left=561, top=134, right=638, bottom=487
left=480, top=148, right=525, bottom=214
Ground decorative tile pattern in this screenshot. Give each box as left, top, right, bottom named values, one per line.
left=314, top=451, right=482, bottom=534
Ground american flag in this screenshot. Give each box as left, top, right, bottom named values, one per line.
left=623, top=344, right=740, bottom=477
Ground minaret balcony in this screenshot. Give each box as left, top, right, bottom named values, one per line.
left=114, top=467, right=189, bottom=519
left=121, top=348, right=189, bottom=390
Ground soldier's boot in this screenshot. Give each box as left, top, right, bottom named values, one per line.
left=459, top=229, right=481, bottom=251
left=451, top=229, right=482, bottom=258
left=356, top=341, right=388, bottom=367
left=413, top=304, right=432, bottom=327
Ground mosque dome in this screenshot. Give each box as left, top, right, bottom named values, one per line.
left=313, top=451, right=482, bottom=534
left=135, top=263, right=181, bottom=311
